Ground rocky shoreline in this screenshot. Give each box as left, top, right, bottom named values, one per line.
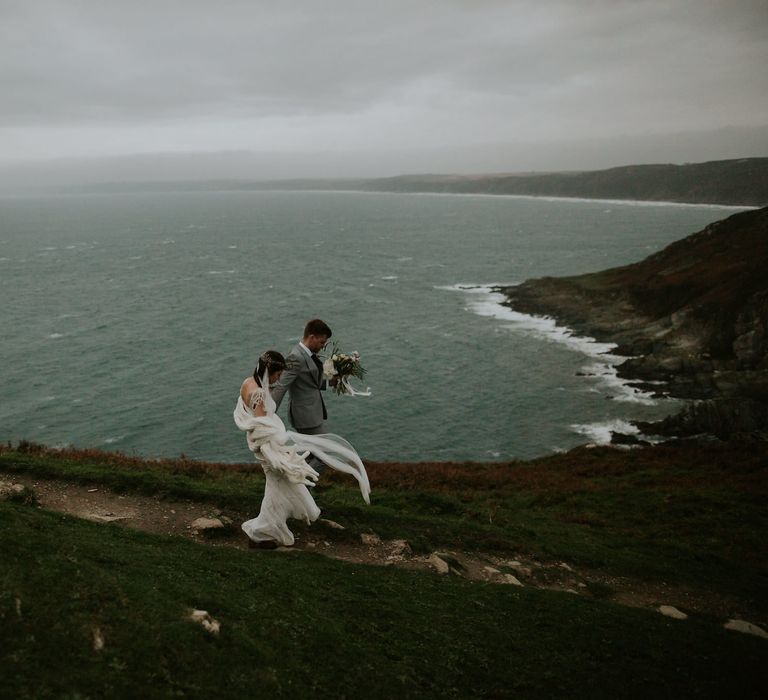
left=496, top=206, right=768, bottom=444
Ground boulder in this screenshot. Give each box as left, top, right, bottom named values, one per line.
left=433, top=551, right=465, bottom=575
left=190, top=517, right=226, bottom=534
left=427, top=553, right=450, bottom=575
left=723, top=619, right=768, bottom=639
left=189, top=609, right=221, bottom=635
left=658, top=605, right=688, bottom=620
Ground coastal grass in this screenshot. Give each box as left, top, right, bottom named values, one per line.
left=1, top=441, right=766, bottom=613
left=2, top=500, right=766, bottom=699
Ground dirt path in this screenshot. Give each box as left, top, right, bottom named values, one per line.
left=2, top=470, right=758, bottom=624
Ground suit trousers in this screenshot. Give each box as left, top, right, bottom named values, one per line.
left=296, top=423, right=327, bottom=475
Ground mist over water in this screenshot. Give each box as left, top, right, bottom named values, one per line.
left=0, top=190, right=746, bottom=461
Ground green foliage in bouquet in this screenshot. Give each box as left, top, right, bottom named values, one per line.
left=324, top=343, right=368, bottom=396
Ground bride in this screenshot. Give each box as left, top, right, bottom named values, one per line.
left=234, top=350, right=370, bottom=548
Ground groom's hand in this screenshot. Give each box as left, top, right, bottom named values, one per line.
left=329, top=376, right=339, bottom=387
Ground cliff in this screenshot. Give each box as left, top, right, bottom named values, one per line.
left=498, top=206, right=768, bottom=440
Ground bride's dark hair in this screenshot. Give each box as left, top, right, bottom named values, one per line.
left=254, top=350, right=286, bottom=385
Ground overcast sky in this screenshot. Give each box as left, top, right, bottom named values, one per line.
left=1, top=0, right=767, bottom=181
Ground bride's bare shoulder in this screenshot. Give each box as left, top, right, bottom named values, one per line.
left=241, top=377, right=266, bottom=410
left=240, top=377, right=257, bottom=399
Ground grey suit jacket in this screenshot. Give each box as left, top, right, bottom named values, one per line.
left=271, top=343, right=327, bottom=430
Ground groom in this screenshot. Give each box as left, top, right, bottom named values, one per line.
left=272, top=319, right=336, bottom=473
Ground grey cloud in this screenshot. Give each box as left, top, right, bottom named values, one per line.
left=0, top=0, right=766, bottom=170
left=2, top=0, right=764, bottom=123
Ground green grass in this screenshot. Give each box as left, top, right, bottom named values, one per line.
left=2, top=501, right=766, bottom=699
left=2, top=443, right=767, bottom=613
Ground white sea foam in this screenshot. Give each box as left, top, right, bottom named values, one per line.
left=570, top=419, right=639, bottom=445
left=48, top=333, right=65, bottom=339
left=381, top=275, right=398, bottom=280
left=441, top=283, right=658, bottom=405
left=578, top=361, right=656, bottom=405
left=440, top=283, right=617, bottom=357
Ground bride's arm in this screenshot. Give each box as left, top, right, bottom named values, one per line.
left=240, top=379, right=268, bottom=417
left=271, top=354, right=300, bottom=408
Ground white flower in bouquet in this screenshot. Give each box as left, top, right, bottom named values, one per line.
left=323, top=357, right=338, bottom=378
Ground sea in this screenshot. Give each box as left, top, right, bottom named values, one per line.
left=0, top=189, right=750, bottom=463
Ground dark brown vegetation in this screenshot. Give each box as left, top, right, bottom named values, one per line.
left=499, top=207, right=768, bottom=440
left=8, top=439, right=766, bottom=497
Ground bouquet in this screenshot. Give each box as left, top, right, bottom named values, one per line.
left=323, top=343, right=371, bottom=396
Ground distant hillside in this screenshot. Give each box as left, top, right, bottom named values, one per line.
left=499, top=206, right=768, bottom=439
left=78, top=158, right=768, bottom=206
left=360, top=158, right=768, bottom=206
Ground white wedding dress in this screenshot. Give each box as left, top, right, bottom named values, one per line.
left=233, top=376, right=370, bottom=546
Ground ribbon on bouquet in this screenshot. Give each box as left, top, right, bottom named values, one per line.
left=338, top=376, right=372, bottom=397
left=322, top=352, right=372, bottom=397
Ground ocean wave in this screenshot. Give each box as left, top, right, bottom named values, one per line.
left=440, top=283, right=617, bottom=357
left=103, top=435, right=126, bottom=445
left=440, top=283, right=658, bottom=404
left=578, top=361, right=657, bottom=406
left=570, top=419, right=639, bottom=445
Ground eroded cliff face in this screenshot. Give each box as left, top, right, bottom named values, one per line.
left=499, top=207, right=768, bottom=439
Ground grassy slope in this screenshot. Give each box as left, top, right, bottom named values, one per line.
left=2, top=501, right=766, bottom=699
left=2, top=442, right=767, bottom=610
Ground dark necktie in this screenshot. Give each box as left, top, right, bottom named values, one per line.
left=311, top=354, right=328, bottom=420
left=311, top=354, right=324, bottom=383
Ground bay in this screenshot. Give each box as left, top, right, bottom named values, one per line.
left=0, top=190, right=747, bottom=462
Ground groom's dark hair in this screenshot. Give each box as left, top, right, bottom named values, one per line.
left=304, top=319, right=332, bottom=338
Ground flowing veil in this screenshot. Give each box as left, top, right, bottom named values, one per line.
left=237, top=369, right=370, bottom=504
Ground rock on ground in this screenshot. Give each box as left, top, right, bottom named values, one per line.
left=658, top=605, right=688, bottom=620
left=0, top=482, right=27, bottom=500
left=427, top=553, right=450, bottom=575
left=191, top=517, right=225, bottom=532
left=189, top=609, right=221, bottom=635
left=724, top=619, right=768, bottom=639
